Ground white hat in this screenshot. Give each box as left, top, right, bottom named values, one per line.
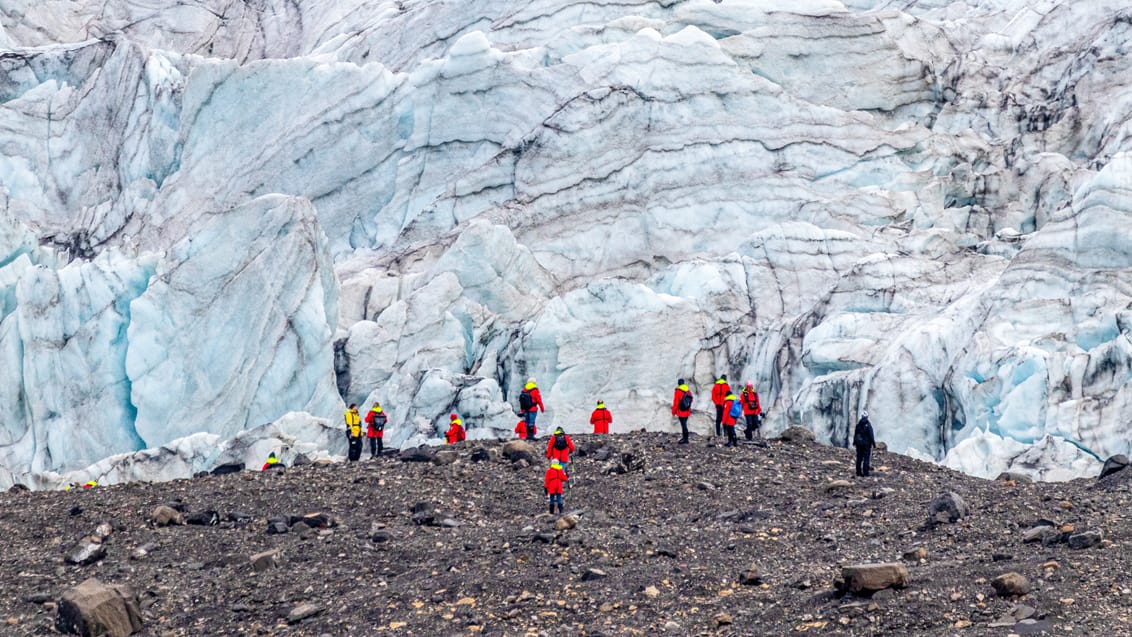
left=861, top=409, right=868, bottom=418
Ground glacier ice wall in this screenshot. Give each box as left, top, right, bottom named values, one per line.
left=4, top=0, right=1132, bottom=484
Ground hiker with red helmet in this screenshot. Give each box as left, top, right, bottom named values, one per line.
left=740, top=383, right=762, bottom=441
left=445, top=414, right=466, bottom=444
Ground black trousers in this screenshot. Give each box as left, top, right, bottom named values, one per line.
left=348, top=437, right=363, bottom=462
left=714, top=405, right=724, bottom=436
left=743, top=414, right=760, bottom=440
left=855, top=445, right=872, bottom=476
left=678, top=416, right=689, bottom=441
left=724, top=424, right=737, bottom=445
left=369, top=437, right=383, bottom=457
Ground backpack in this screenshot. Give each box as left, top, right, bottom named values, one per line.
left=519, top=389, right=533, bottom=411
left=553, top=433, right=568, bottom=450
left=728, top=400, right=743, bottom=419
left=678, top=391, right=693, bottom=412
left=853, top=422, right=869, bottom=446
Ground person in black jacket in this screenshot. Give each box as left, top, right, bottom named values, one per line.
left=853, top=410, right=876, bottom=477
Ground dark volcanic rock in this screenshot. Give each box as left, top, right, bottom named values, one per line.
left=210, top=462, right=245, bottom=476
left=57, top=578, right=143, bottom=637
left=184, top=510, right=220, bottom=526
left=1068, top=530, right=1103, bottom=549
left=991, top=572, right=1030, bottom=597
left=839, top=563, right=909, bottom=594
left=399, top=447, right=435, bottom=462
left=927, top=491, right=970, bottom=525
left=1099, top=455, right=1129, bottom=479
left=65, top=537, right=107, bottom=566
left=1, top=431, right=1131, bottom=636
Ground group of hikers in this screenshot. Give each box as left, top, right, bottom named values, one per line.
left=340, top=374, right=878, bottom=513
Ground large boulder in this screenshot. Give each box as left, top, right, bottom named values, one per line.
left=57, top=579, right=143, bottom=637
left=779, top=426, right=815, bottom=443
left=502, top=440, right=537, bottom=463
left=927, top=491, right=970, bottom=525
left=839, top=563, right=909, bottom=594
left=1099, top=455, right=1129, bottom=479
left=991, top=572, right=1030, bottom=597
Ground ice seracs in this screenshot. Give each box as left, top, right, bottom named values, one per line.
left=2, top=0, right=1132, bottom=486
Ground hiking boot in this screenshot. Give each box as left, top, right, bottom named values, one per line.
left=678, top=438, right=689, bottom=445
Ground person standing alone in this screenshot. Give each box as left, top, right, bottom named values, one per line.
left=344, top=403, right=363, bottom=462
left=711, top=375, right=731, bottom=437
left=672, top=379, right=693, bottom=444
left=853, top=410, right=876, bottom=477
left=590, top=400, right=612, bottom=434
left=519, top=378, right=545, bottom=440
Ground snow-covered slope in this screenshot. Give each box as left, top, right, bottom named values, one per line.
left=3, top=0, right=1131, bottom=485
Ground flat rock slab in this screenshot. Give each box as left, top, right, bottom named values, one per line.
left=841, top=563, right=909, bottom=594
left=57, top=578, right=143, bottom=637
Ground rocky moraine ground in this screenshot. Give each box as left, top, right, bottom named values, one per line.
left=3, top=430, right=1132, bottom=636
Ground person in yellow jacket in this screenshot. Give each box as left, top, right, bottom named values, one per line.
left=345, top=403, right=363, bottom=462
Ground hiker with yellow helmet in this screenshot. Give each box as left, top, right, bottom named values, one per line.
left=590, top=400, right=612, bottom=434
left=544, top=461, right=568, bottom=515
left=344, top=403, right=363, bottom=462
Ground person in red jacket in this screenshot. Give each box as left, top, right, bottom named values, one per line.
left=721, top=390, right=739, bottom=447
left=740, top=382, right=762, bottom=441
left=711, top=375, right=730, bottom=438
left=672, top=378, right=693, bottom=444
left=519, top=378, right=545, bottom=440
left=445, top=414, right=466, bottom=444
left=364, top=402, right=388, bottom=458
left=544, top=461, right=568, bottom=515
left=514, top=419, right=528, bottom=439
left=590, top=400, right=612, bottom=434
left=547, top=426, right=575, bottom=471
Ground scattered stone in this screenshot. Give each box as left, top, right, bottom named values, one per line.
left=991, top=572, right=1030, bottom=597
left=250, top=550, right=280, bottom=572
left=286, top=603, right=323, bottom=624
left=778, top=426, right=815, bottom=443
left=532, top=533, right=554, bottom=544
left=1015, top=618, right=1052, bottom=635
left=643, top=585, right=660, bottom=598
left=184, top=510, right=220, bottom=526
left=927, top=491, right=970, bottom=525
left=266, top=516, right=290, bottom=535
left=65, top=537, right=107, bottom=566
left=901, top=547, right=927, bottom=562
left=227, top=511, right=253, bottom=527
left=150, top=506, right=184, bottom=527
left=210, top=462, right=244, bottom=476
left=1067, top=530, right=1103, bottom=550
left=398, top=447, right=434, bottom=462
left=580, top=568, right=607, bottom=582
left=992, top=552, right=1013, bottom=562
left=438, top=517, right=461, bottom=528
left=371, top=530, right=392, bottom=543
left=840, top=563, right=909, bottom=594
left=411, top=502, right=437, bottom=526
left=712, top=612, right=733, bottom=628
left=57, top=579, right=143, bottom=637
left=1022, top=524, right=1060, bottom=545
left=290, top=513, right=335, bottom=529
left=93, top=522, right=113, bottom=540
left=128, top=544, right=153, bottom=561
left=995, top=471, right=1034, bottom=483
left=502, top=440, right=537, bottom=463
left=469, top=448, right=492, bottom=463
left=824, top=480, right=852, bottom=493
left=696, top=481, right=716, bottom=491
left=1099, top=454, right=1129, bottom=479
left=738, top=564, right=762, bottom=585
left=432, top=449, right=459, bottom=466
left=664, top=620, right=681, bottom=631
left=556, top=515, right=578, bottom=531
